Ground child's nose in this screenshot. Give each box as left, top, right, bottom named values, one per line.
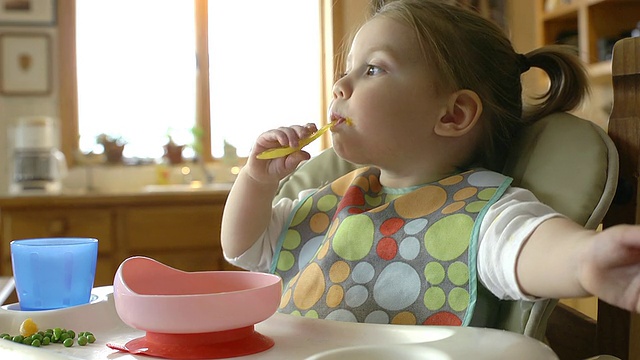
left=332, top=76, right=351, bottom=99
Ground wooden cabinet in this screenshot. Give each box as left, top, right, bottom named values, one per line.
left=1, top=207, right=115, bottom=286
left=121, top=204, right=226, bottom=271
left=538, top=0, right=640, bottom=75
left=0, top=191, right=235, bottom=290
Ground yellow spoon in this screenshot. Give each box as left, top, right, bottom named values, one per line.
left=256, top=122, right=335, bottom=160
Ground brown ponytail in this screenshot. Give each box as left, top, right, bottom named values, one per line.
left=522, top=45, right=590, bottom=122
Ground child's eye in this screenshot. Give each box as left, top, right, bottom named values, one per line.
left=365, top=65, right=383, bottom=76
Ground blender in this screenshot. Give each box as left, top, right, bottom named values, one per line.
left=9, top=116, right=68, bottom=195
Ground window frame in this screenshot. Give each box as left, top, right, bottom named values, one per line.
left=57, top=0, right=356, bottom=167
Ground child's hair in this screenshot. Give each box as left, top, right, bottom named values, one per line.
left=362, top=0, right=590, bottom=171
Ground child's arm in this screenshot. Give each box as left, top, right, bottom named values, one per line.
left=516, top=218, right=640, bottom=313
left=221, top=124, right=316, bottom=259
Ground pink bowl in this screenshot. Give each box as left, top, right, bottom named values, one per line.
left=113, top=256, right=282, bottom=334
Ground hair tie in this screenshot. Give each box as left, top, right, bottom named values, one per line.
left=518, top=54, right=530, bottom=73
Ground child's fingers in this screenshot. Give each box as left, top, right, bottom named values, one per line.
left=257, top=124, right=316, bottom=149
left=615, top=225, right=640, bottom=249
left=287, top=124, right=316, bottom=146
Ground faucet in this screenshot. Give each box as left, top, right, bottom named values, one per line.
left=198, top=157, right=214, bottom=184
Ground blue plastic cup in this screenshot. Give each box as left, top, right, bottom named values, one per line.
left=10, top=238, right=98, bottom=311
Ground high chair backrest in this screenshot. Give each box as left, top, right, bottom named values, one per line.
left=273, top=112, right=619, bottom=341
left=496, top=111, right=618, bottom=340
left=595, top=36, right=640, bottom=360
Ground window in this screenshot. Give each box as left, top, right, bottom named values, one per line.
left=74, top=0, right=322, bottom=161
left=208, top=1, right=321, bottom=157
left=76, top=0, right=196, bottom=159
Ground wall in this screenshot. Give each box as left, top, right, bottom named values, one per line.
left=0, top=24, right=59, bottom=195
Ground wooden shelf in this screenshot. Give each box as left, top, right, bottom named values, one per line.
left=542, top=3, right=579, bottom=21
left=539, top=0, right=640, bottom=65
left=536, top=0, right=630, bottom=144
left=588, top=60, right=612, bottom=81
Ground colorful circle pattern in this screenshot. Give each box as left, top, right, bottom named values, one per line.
left=276, top=168, right=507, bottom=326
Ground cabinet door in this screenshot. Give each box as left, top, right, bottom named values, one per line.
left=121, top=204, right=224, bottom=271
left=1, top=208, right=115, bottom=286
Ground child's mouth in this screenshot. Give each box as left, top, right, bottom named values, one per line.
left=330, top=114, right=353, bottom=128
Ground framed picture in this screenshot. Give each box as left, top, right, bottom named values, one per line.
left=0, top=0, right=56, bottom=26
left=0, top=33, right=51, bottom=95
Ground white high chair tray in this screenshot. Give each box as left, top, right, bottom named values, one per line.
left=0, top=286, right=557, bottom=359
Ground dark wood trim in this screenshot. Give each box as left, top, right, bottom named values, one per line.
left=547, top=303, right=597, bottom=360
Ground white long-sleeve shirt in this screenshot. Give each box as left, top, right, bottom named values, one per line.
left=225, top=186, right=561, bottom=301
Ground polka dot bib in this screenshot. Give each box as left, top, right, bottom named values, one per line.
left=273, top=167, right=511, bottom=326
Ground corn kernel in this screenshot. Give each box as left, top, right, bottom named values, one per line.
left=19, top=318, right=38, bottom=337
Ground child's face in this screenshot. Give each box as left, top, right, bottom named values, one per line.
left=329, top=16, right=450, bottom=172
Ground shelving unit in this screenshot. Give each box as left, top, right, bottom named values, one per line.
left=538, top=0, right=640, bottom=79
left=535, top=0, right=640, bottom=129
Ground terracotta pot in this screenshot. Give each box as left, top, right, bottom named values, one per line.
left=164, top=144, right=185, bottom=165
left=104, top=143, right=125, bottom=164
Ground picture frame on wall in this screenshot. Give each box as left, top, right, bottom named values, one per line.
left=0, top=0, right=56, bottom=26
left=0, top=33, right=51, bottom=95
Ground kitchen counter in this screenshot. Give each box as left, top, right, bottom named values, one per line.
left=0, top=187, right=239, bottom=288
left=0, top=184, right=232, bottom=207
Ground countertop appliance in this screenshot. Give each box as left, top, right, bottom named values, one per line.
left=9, top=116, right=67, bottom=195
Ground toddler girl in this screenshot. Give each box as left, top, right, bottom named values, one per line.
left=221, top=0, right=640, bottom=327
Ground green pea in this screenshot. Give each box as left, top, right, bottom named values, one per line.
left=42, top=336, right=50, bottom=345
left=60, top=333, right=70, bottom=342
left=77, top=336, right=88, bottom=346
left=12, top=335, right=23, bottom=343
left=22, top=337, right=31, bottom=345
left=32, top=334, right=43, bottom=341
left=53, top=328, right=62, bottom=341
left=63, top=338, right=73, bottom=347
left=87, top=334, right=96, bottom=343
left=31, top=339, right=41, bottom=347
left=1, top=334, right=10, bottom=340
left=0, top=333, right=8, bottom=338
left=66, top=330, right=75, bottom=339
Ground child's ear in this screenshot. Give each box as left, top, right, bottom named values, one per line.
left=434, top=89, right=483, bottom=137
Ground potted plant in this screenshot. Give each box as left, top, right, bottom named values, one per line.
left=163, top=136, right=185, bottom=165
left=97, top=134, right=126, bottom=164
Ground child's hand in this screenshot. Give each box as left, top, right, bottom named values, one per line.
left=580, top=225, right=640, bottom=313
left=246, top=123, right=317, bottom=184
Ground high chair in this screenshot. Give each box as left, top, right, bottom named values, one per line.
left=273, top=40, right=636, bottom=360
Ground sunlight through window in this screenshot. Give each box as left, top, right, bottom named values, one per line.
left=76, top=0, right=196, bottom=160
left=76, top=1, right=321, bottom=161
left=208, top=1, right=321, bottom=157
